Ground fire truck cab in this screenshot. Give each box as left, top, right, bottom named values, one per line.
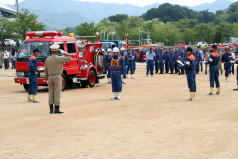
left=15, top=31, right=105, bottom=91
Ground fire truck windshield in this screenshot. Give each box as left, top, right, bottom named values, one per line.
left=18, top=41, right=52, bottom=58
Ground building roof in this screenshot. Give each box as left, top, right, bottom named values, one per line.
left=0, top=3, right=17, bottom=16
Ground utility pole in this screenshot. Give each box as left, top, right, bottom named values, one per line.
left=16, top=0, right=19, bottom=14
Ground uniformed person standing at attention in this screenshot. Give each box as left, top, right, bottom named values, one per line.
left=45, top=44, right=72, bottom=114
left=27, top=49, right=41, bottom=103
left=221, top=47, right=233, bottom=81
left=206, top=45, right=221, bottom=95
left=146, top=48, right=156, bottom=76
left=178, top=47, right=197, bottom=101
left=110, top=47, right=124, bottom=100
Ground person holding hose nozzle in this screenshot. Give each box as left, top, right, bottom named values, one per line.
left=177, top=47, right=197, bottom=101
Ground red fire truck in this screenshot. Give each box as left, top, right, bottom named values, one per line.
left=15, top=31, right=105, bottom=91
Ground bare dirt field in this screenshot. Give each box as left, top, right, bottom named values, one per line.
left=0, top=64, right=238, bottom=159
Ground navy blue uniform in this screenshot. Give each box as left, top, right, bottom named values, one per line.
left=126, top=52, right=137, bottom=74
left=169, top=52, right=176, bottom=74
left=132, top=52, right=137, bottom=74
left=164, top=52, right=170, bottom=73
left=155, top=51, right=160, bottom=73
left=28, top=56, right=38, bottom=95
left=104, top=54, right=112, bottom=78
left=207, top=52, right=221, bottom=88
left=221, top=53, right=233, bottom=77
left=110, top=56, right=124, bottom=92
left=184, top=55, right=196, bottom=92
left=120, top=54, right=127, bottom=79
left=193, top=51, right=202, bottom=73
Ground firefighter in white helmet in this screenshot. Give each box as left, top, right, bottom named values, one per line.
left=110, top=47, right=124, bottom=100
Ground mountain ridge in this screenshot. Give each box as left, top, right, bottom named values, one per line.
left=8, top=0, right=233, bottom=29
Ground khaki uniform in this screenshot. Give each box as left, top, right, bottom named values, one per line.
left=45, top=53, right=72, bottom=105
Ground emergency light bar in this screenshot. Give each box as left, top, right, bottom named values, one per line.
left=25, top=31, right=63, bottom=38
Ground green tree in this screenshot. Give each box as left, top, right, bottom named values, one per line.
left=227, top=2, right=238, bottom=22
left=197, top=10, right=215, bottom=23
left=194, top=23, right=216, bottom=43
left=215, top=22, right=235, bottom=42
left=108, top=14, right=128, bottom=23
left=14, top=9, right=44, bottom=39
left=76, top=23, right=96, bottom=36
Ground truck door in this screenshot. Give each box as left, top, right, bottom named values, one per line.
left=65, top=42, right=79, bottom=73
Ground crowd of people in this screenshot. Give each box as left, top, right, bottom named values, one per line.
left=0, top=49, right=20, bottom=69
left=145, top=45, right=238, bottom=100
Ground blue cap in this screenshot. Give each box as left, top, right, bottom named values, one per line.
left=33, top=48, right=41, bottom=53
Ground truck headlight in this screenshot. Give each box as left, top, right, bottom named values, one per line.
left=16, top=72, right=25, bottom=77
left=40, top=72, right=46, bottom=78
left=80, top=65, right=88, bottom=70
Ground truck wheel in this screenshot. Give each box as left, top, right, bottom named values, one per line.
left=87, top=70, right=96, bottom=88
left=23, top=84, right=29, bottom=92
left=62, top=74, right=67, bottom=91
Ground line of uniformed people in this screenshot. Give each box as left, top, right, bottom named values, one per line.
left=104, top=47, right=138, bottom=84
left=146, top=47, right=204, bottom=76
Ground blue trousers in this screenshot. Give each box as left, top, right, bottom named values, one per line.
left=196, top=61, right=200, bottom=73
left=169, top=62, right=175, bottom=73
left=106, top=64, right=111, bottom=78
left=165, top=61, right=169, bottom=73
left=159, top=61, right=164, bottom=73
left=132, top=62, right=136, bottom=73
left=111, top=72, right=122, bottom=92
left=224, top=63, right=232, bottom=77
left=146, top=60, right=154, bottom=75
left=127, top=61, right=134, bottom=74
left=28, top=76, right=38, bottom=95
left=209, top=66, right=220, bottom=88
left=186, top=71, right=196, bottom=92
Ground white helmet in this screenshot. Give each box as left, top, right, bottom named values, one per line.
left=107, top=48, right=112, bottom=52
left=120, top=47, right=126, bottom=51
left=102, top=49, right=105, bottom=52
left=112, top=47, right=119, bottom=53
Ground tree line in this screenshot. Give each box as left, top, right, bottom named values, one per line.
left=2, top=2, right=238, bottom=46
left=64, top=2, right=238, bottom=46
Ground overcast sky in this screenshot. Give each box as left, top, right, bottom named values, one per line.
left=0, top=0, right=237, bottom=7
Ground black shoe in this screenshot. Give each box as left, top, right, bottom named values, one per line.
left=54, top=105, right=64, bottom=114
left=49, top=104, right=54, bottom=114
left=233, top=88, right=238, bottom=91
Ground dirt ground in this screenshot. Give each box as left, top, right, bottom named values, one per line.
left=0, top=64, right=238, bottom=159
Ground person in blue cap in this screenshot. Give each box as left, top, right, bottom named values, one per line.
left=169, top=49, right=176, bottom=74
left=178, top=47, right=196, bottom=101
left=126, top=49, right=137, bottom=79
left=110, top=47, right=124, bottom=100
left=221, top=47, right=233, bottom=81
left=206, top=45, right=221, bottom=95
left=131, top=49, right=138, bottom=78
left=27, top=48, right=40, bottom=103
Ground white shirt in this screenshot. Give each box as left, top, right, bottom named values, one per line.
left=146, top=52, right=156, bottom=61
left=3, top=51, right=10, bottom=59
